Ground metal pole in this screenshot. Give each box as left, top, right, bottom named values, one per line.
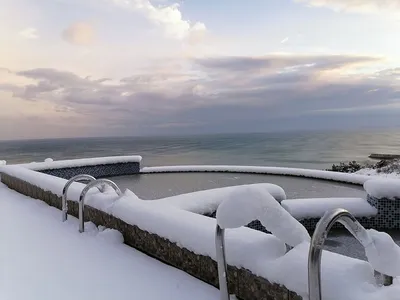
left=308, top=208, right=392, bottom=300
left=215, top=224, right=230, bottom=300
left=62, top=174, right=96, bottom=222
left=78, top=179, right=122, bottom=233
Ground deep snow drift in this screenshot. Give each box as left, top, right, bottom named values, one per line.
left=0, top=184, right=219, bottom=300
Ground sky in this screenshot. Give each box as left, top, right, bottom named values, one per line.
left=1, top=0, right=400, bottom=140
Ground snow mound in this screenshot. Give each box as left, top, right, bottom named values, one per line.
left=97, top=228, right=125, bottom=245
left=281, top=198, right=377, bottom=219
left=364, top=178, right=400, bottom=200
left=365, top=229, right=400, bottom=277
left=44, top=158, right=54, bottom=163
left=216, top=187, right=265, bottom=229
left=0, top=160, right=6, bottom=165
left=216, top=185, right=310, bottom=247
left=149, top=183, right=286, bottom=215
left=123, top=188, right=140, bottom=201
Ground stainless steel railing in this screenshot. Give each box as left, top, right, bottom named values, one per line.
left=78, top=179, right=122, bottom=233
left=308, top=208, right=393, bottom=300
left=62, top=174, right=98, bottom=222
left=216, top=224, right=230, bottom=300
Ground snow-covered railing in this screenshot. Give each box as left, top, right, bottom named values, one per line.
left=215, top=185, right=310, bottom=300
left=141, top=165, right=373, bottom=185
left=79, top=179, right=122, bottom=233
left=308, top=208, right=394, bottom=300
left=62, top=174, right=105, bottom=222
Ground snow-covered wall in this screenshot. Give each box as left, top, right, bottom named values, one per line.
left=141, top=165, right=373, bottom=185
left=18, top=156, right=142, bottom=179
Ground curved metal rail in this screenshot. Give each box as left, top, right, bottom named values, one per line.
left=216, top=224, right=230, bottom=300
left=62, top=174, right=97, bottom=222
left=308, top=208, right=393, bottom=300
left=78, top=179, right=122, bottom=233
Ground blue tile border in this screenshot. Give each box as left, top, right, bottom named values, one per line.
left=38, top=162, right=140, bottom=179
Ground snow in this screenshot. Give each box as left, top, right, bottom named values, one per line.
left=0, top=165, right=122, bottom=212
left=364, top=178, right=400, bottom=200
left=1, top=182, right=400, bottom=300
left=216, top=187, right=269, bottom=229
left=215, top=185, right=310, bottom=247
left=148, top=183, right=286, bottom=215
left=0, top=184, right=219, bottom=300
left=281, top=198, right=378, bottom=219
left=0, top=160, right=6, bottom=165
left=365, top=229, right=400, bottom=277
left=44, top=158, right=53, bottom=163
left=141, top=165, right=373, bottom=185
left=18, top=155, right=142, bottom=171
left=356, top=168, right=400, bottom=179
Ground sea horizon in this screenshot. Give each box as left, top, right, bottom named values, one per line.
left=1, top=128, right=400, bottom=169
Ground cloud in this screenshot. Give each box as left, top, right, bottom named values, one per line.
left=1, top=53, right=399, bottom=136
left=295, top=0, right=400, bottom=14
left=281, top=37, right=289, bottom=44
left=62, top=22, right=95, bottom=45
left=19, top=28, right=39, bottom=39
left=109, top=0, right=206, bottom=42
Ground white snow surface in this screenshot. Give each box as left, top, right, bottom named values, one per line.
left=364, top=178, right=400, bottom=200
left=0, top=160, right=6, bottom=165
left=1, top=182, right=400, bottom=299
left=0, top=166, right=122, bottom=212
left=281, top=198, right=378, bottom=219
left=141, top=165, right=373, bottom=185
left=148, top=183, right=286, bottom=215
left=17, top=155, right=142, bottom=170
left=365, top=229, right=400, bottom=277
left=216, top=185, right=310, bottom=247
left=0, top=184, right=219, bottom=300
left=356, top=168, right=400, bottom=179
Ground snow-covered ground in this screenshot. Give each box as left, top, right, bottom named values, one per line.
left=0, top=183, right=219, bottom=300
left=356, top=168, right=400, bottom=179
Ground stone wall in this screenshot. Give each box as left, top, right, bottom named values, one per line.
left=38, top=161, right=140, bottom=179
left=1, top=173, right=301, bottom=300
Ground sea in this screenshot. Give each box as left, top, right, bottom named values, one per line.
left=1, top=129, right=400, bottom=170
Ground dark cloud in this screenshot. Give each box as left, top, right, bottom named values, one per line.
left=1, top=53, right=399, bottom=136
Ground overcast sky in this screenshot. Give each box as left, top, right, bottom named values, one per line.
left=1, top=0, right=400, bottom=140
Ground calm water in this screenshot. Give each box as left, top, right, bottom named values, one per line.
left=1, top=129, right=400, bottom=169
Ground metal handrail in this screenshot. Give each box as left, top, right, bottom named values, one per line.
left=78, top=179, right=122, bottom=233
left=62, top=174, right=97, bottom=222
left=308, top=208, right=393, bottom=300
left=216, top=224, right=230, bottom=300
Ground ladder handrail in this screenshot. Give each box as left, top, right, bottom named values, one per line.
left=215, top=224, right=230, bottom=300
left=308, top=208, right=393, bottom=300
left=62, top=174, right=96, bottom=222
left=78, top=179, right=122, bottom=233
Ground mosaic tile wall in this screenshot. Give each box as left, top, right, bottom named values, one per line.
left=38, top=162, right=140, bottom=180
left=205, top=195, right=400, bottom=232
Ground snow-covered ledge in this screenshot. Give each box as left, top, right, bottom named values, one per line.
left=364, top=178, right=400, bottom=230
left=2, top=166, right=399, bottom=300
left=141, top=165, right=373, bottom=185
left=17, top=155, right=142, bottom=179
